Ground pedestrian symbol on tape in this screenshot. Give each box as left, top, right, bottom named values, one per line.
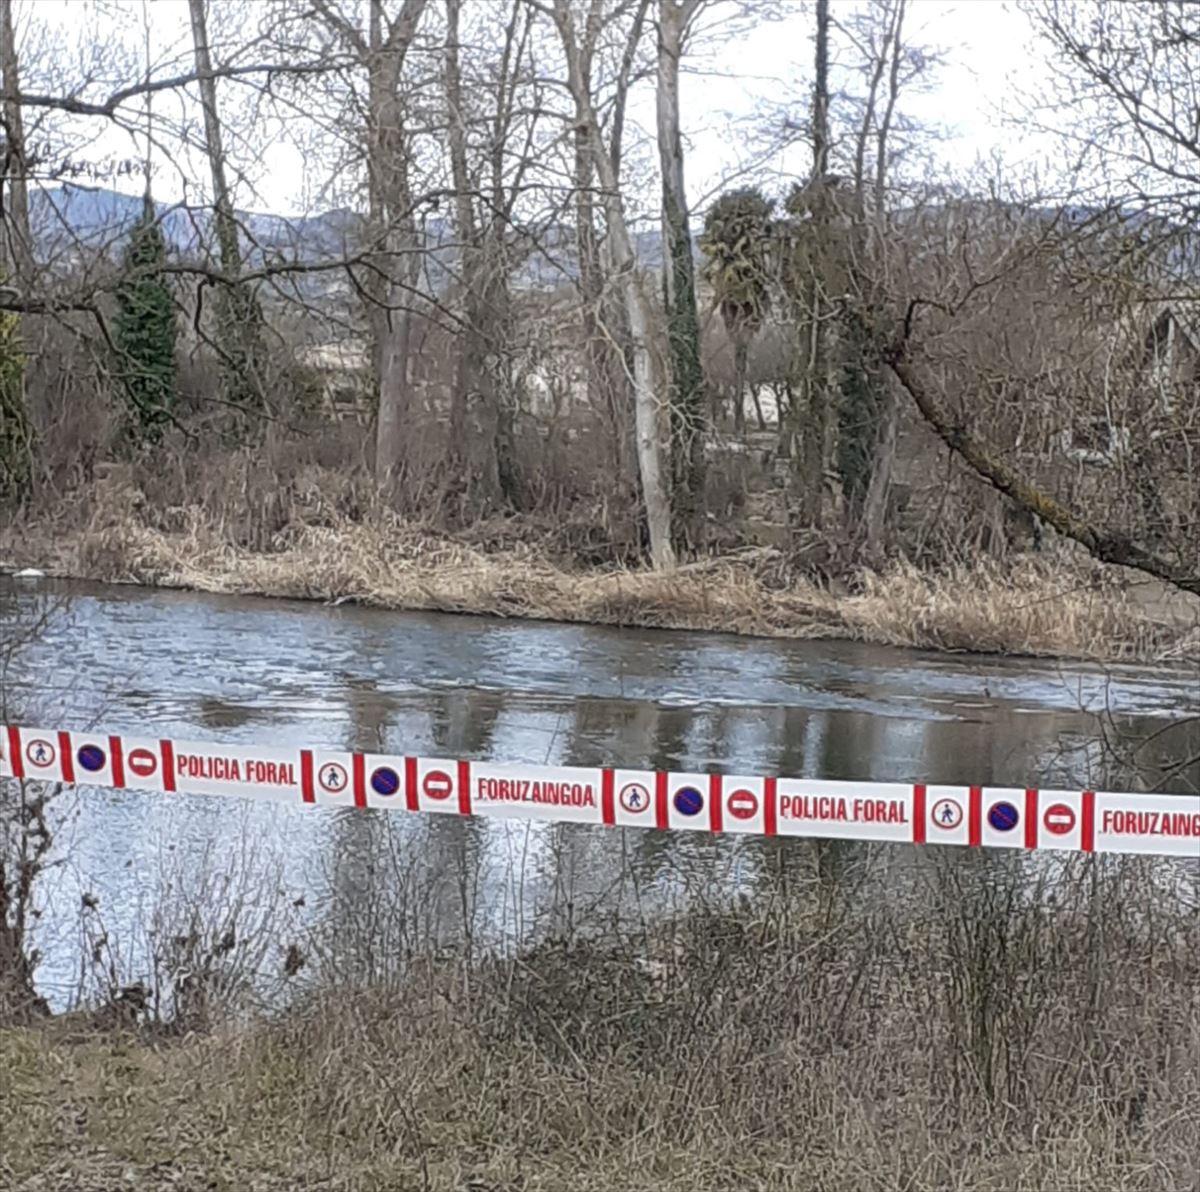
left=26, top=739, right=55, bottom=768
left=931, top=798, right=963, bottom=830
left=319, top=762, right=348, bottom=794
left=988, top=801, right=1020, bottom=832
left=619, top=782, right=650, bottom=814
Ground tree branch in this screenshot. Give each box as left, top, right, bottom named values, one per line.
left=7, top=62, right=337, bottom=119
left=882, top=347, right=1200, bottom=597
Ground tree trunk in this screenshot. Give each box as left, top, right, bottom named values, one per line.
left=656, top=0, right=705, bottom=554
left=0, top=0, right=32, bottom=282
left=444, top=0, right=501, bottom=521
left=886, top=350, right=1200, bottom=598
left=732, top=338, right=748, bottom=434
left=368, top=46, right=412, bottom=500
left=484, top=0, right=529, bottom=511
left=750, top=384, right=766, bottom=431
left=0, top=0, right=32, bottom=506
left=793, top=0, right=833, bottom=531
left=837, top=314, right=881, bottom=528
left=555, top=0, right=673, bottom=568
left=571, top=15, right=637, bottom=543
left=358, top=0, right=429, bottom=500
left=187, top=0, right=266, bottom=414
left=844, top=0, right=905, bottom=549
left=862, top=380, right=898, bottom=556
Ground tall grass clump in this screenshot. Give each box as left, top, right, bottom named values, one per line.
left=1, top=838, right=1197, bottom=1191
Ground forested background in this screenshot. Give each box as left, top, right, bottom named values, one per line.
left=0, top=0, right=1197, bottom=596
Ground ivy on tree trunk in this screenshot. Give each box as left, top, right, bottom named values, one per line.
left=0, top=307, right=31, bottom=506
left=114, top=198, right=177, bottom=438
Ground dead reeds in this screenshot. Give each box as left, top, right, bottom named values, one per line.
left=3, top=465, right=1196, bottom=664
left=2, top=847, right=1197, bottom=1191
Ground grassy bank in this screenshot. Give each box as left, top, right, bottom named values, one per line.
left=2, top=470, right=1197, bottom=664
left=3, top=864, right=1198, bottom=1192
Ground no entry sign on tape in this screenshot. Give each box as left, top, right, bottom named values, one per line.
left=2, top=724, right=1198, bottom=858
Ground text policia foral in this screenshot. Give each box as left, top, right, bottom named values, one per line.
left=779, top=794, right=907, bottom=824
left=5, top=724, right=1200, bottom=856
left=176, top=753, right=296, bottom=786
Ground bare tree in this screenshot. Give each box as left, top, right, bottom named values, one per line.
left=0, top=0, right=32, bottom=504
left=853, top=0, right=907, bottom=555
left=863, top=1, right=1200, bottom=596
left=0, top=0, right=32, bottom=282
left=781, top=0, right=835, bottom=532
left=550, top=0, right=675, bottom=569
left=557, top=0, right=646, bottom=546
left=187, top=0, right=267, bottom=414
left=1028, top=0, right=1200, bottom=221
left=840, top=0, right=916, bottom=554
left=443, top=0, right=543, bottom=520
left=309, top=0, right=431, bottom=499
left=444, top=0, right=499, bottom=516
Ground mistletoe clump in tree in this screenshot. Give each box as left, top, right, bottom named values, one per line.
left=113, top=197, right=177, bottom=438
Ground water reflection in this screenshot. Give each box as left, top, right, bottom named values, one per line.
left=1, top=578, right=1196, bottom=1010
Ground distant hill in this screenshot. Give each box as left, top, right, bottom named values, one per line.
left=31, top=183, right=363, bottom=264
left=29, top=183, right=673, bottom=290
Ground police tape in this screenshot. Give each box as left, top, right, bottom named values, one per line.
left=2, top=723, right=1199, bottom=858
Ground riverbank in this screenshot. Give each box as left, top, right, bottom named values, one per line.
left=3, top=889, right=1198, bottom=1192
left=3, top=490, right=1198, bottom=664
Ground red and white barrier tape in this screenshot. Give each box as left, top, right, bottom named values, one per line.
left=2, top=724, right=1199, bottom=857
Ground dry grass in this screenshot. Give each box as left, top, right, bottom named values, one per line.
left=3, top=854, right=1199, bottom=1192
left=3, top=462, right=1197, bottom=663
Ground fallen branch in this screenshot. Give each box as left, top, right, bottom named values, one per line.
left=883, top=350, right=1200, bottom=598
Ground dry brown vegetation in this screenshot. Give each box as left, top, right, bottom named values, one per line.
left=3, top=454, right=1198, bottom=665
left=2, top=850, right=1198, bottom=1192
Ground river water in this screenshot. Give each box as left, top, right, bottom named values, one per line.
left=2, top=579, right=1198, bottom=1008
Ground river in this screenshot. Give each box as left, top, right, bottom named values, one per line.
left=2, top=578, right=1198, bottom=1009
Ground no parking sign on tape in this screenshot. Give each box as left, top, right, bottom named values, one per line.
left=665, top=770, right=716, bottom=832
left=978, top=788, right=1038, bottom=850
left=59, top=731, right=123, bottom=790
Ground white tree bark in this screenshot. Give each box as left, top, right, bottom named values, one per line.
left=551, top=0, right=675, bottom=569
left=0, top=0, right=33, bottom=281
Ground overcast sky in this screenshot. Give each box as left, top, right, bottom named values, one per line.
left=22, top=0, right=1056, bottom=218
